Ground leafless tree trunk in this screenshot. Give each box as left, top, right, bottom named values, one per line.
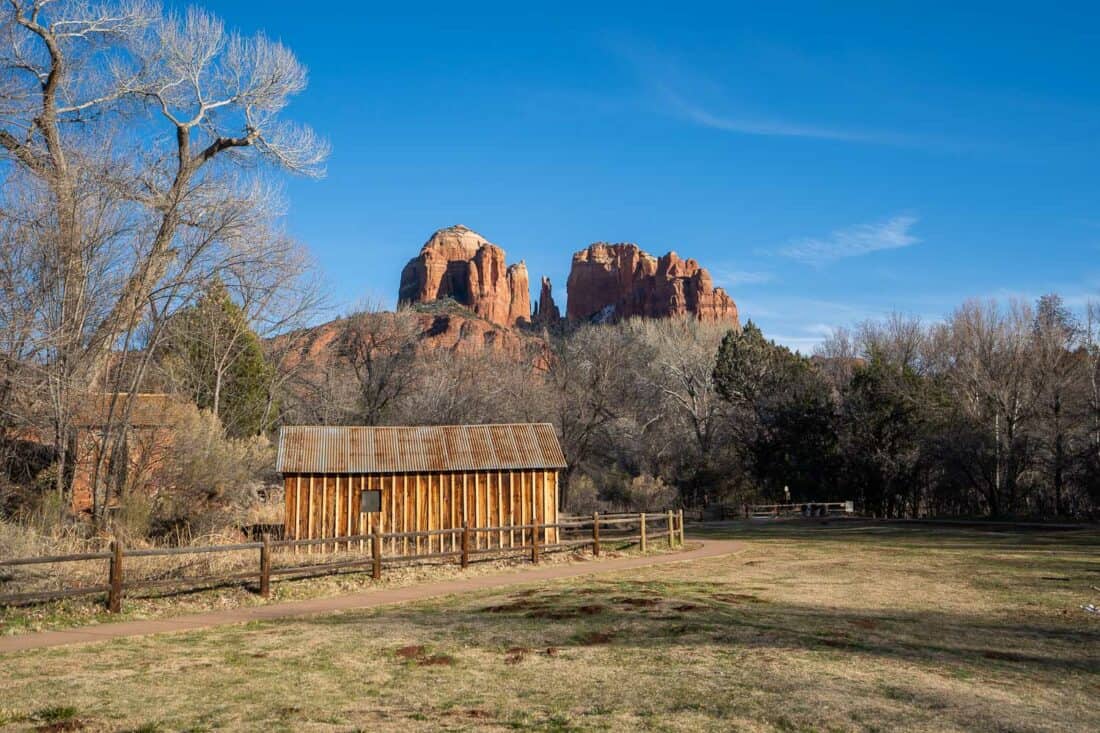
left=0, top=1, right=327, bottom=521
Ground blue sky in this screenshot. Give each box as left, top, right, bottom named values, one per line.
left=207, top=1, right=1098, bottom=351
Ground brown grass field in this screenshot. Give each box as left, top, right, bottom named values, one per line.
left=1, top=522, right=1097, bottom=732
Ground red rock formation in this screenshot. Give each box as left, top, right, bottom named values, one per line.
left=566, top=243, right=738, bottom=325
left=399, top=225, right=530, bottom=327
left=273, top=306, right=546, bottom=378
left=532, top=276, right=561, bottom=327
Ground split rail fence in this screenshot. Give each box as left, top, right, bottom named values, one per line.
left=0, top=510, right=686, bottom=613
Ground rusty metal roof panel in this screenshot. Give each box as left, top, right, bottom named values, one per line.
left=276, top=424, right=568, bottom=474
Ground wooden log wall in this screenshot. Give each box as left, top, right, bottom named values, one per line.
left=284, top=470, right=560, bottom=554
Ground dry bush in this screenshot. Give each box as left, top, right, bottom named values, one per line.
left=150, top=404, right=275, bottom=539
left=627, top=474, right=677, bottom=512
left=564, top=474, right=600, bottom=514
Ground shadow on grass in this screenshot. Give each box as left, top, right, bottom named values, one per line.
left=297, top=575, right=1100, bottom=679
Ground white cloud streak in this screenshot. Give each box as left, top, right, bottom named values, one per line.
left=780, top=216, right=920, bottom=264
left=666, top=90, right=915, bottom=146
left=714, top=269, right=774, bottom=287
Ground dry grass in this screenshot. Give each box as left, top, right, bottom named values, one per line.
left=0, top=523, right=1097, bottom=732
left=0, top=537, right=659, bottom=636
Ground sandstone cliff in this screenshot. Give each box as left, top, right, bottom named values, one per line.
left=398, top=225, right=530, bottom=328
left=566, top=243, right=738, bottom=325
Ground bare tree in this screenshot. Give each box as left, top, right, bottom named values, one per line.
left=337, top=307, right=422, bottom=426
left=627, top=318, right=729, bottom=482
left=940, top=300, right=1038, bottom=515
left=0, top=1, right=327, bottom=519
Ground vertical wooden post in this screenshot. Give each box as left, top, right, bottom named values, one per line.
left=306, top=475, right=315, bottom=555
left=347, top=479, right=354, bottom=551
left=320, top=475, right=328, bottom=554
left=107, top=538, right=123, bottom=613
left=474, top=473, right=482, bottom=551
left=640, top=512, right=647, bottom=553
left=402, top=474, right=409, bottom=556
left=259, top=533, right=271, bottom=598
left=414, top=473, right=422, bottom=555
left=592, top=512, right=600, bottom=557
left=293, top=475, right=301, bottom=556
left=497, top=471, right=505, bottom=549
left=508, top=472, right=515, bottom=548
left=460, top=522, right=470, bottom=569
left=372, top=529, right=382, bottom=580
left=678, top=509, right=685, bottom=546
left=667, top=510, right=675, bottom=549
left=531, top=521, right=540, bottom=564
left=334, top=475, right=341, bottom=554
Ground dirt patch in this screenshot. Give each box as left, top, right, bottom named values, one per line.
left=670, top=623, right=705, bottom=635
left=464, top=709, right=493, bottom=719
left=527, top=609, right=576, bottom=620
left=35, top=724, right=84, bottom=733
left=616, top=597, right=660, bottom=608
left=712, top=593, right=765, bottom=604
left=395, top=645, right=425, bottom=659
left=673, top=603, right=700, bottom=612
left=418, top=654, right=454, bottom=667
left=505, top=646, right=530, bottom=664
left=544, top=646, right=559, bottom=657
left=483, top=600, right=537, bottom=614
left=849, top=618, right=879, bottom=630
left=578, top=604, right=606, bottom=615
left=578, top=631, right=614, bottom=645
left=819, top=636, right=858, bottom=649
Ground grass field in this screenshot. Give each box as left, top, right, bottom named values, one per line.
left=1, top=522, right=1097, bottom=732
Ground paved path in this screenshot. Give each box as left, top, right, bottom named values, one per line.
left=0, top=538, right=738, bottom=655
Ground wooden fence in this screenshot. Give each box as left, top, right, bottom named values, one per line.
left=0, top=510, right=686, bottom=613
left=746, top=501, right=855, bottom=518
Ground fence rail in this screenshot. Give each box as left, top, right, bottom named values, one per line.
left=0, top=510, right=686, bottom=612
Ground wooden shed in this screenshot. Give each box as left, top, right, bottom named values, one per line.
left=276, top=424, right=568, bottom=553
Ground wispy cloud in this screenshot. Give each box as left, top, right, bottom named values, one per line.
left=663, top=88, right=916, bottom=146
left=780, top=215, right=920, bottom=265
left=714, top=269, right=774, bottom=287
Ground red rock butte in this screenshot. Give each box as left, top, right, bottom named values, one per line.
left=566, top=243, right=739, bottom=325
left=399, top=225, right=530, bottom=328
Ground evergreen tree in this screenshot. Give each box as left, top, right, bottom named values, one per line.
left=713, top=322, right=838, bottom=501
left=160, top=280, right=275, bottom=437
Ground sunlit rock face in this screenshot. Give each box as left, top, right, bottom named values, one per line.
left=399, top=225, right=530, bottom=328
left=565, top=243, right=738, bottom=325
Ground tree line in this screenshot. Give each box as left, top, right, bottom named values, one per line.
left=292, top=294, right=1100, bottom=520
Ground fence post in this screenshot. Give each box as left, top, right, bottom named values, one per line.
left=592, top=512, right=600, bottom=557
left=678, top=509, right=685, bottom=546
left=461, top=523, right=470, bottom=569
left=531, top=522, right=540, bottom=564
left=667, top=510, right=674, bottom=549
left=107, top=538, right=123, bottom=614
left=372, top=529, right=382, bottom=580
left=639, top=512, right=647, bottom=552
left=259, top=533, right=271, bottom=598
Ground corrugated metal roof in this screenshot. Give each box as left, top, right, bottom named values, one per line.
left=276, top=424, right=568, bottom=475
